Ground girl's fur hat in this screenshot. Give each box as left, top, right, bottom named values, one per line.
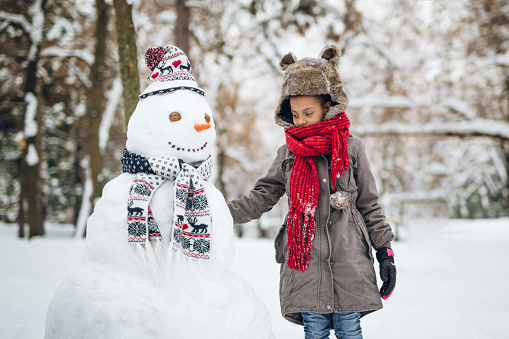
left=275, top=45, right=349, bottom=128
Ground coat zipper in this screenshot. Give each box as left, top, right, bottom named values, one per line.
left=321, top=154, right=334, bottom=312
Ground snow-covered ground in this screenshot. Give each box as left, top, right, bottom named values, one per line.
left=1, top=218, right=508, bottom=338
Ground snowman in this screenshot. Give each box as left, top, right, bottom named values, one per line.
left=45, top=45, right=274, bottom=339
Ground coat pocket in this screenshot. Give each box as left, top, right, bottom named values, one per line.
left=352, top=209, right=373, bottom=258
left=281, top=158, right=294, bottom=194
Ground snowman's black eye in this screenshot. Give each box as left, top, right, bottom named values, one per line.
left=169, top=112, right=181, bottom=122
left=205, top=114, right=211, bottom=123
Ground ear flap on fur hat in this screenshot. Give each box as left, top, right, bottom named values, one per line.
left=320, top=45, right=341, bottom=66
left=279, top=52, right=297, bottom=70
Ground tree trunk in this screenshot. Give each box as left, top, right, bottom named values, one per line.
left=113, top=0, right=140, bottom=123
left=176, top=0, right=191, bottom=55
left=23, top=57, right=45, bottom=238
left=25, top=146, right=44, bottom=238
left=16, top=157, right=25, bottom=238
left=72, top=131, right=84, bottom=226
left=85, top=0, right=109, bottom=218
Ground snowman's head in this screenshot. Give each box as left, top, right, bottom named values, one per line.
left=126, top=90, right=216, bottom=163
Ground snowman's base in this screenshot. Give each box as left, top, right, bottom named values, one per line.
left=45, top=172, right=274, bottom=338
left=45, top=249, right=274, bottom=339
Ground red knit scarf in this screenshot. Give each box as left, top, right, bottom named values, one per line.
left=284, top=113, right=350, bottom=271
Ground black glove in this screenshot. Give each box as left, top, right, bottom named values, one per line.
left=376, top=247, right=396, bottom=299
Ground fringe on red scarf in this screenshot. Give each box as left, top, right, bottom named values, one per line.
left=284, top=113, right=350, bottom=271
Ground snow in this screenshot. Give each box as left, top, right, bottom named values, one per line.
left=351, top=119, right=509, bottom=139
left=27, top=0, right=44, bottom=61
left=348, top=95, right=415, bottom=109
left=24, top=92, right=38, bottom=138
left=98, top=77, right=122, bottom=152
left=125, top=91, right=216, bottom=162
left=26, top=144, right=39, bottom=166
left=0, top=11, right=31, bottom=39
left=39, top=77, right=272, bottom=337
left=442, top=96, right=477, bottom=120
left=74, top=157, right=92, bottom=238
left=475, top=53, right=509, bottom=69
left=361, top=25, right=402, bottom=71
left=40, top=46, right=94, bottom=65
left=224, top=147, right=264, bottom=173
left=1, top=218, right=508, bottom=338
left=2, top=0, right=508, bottom=336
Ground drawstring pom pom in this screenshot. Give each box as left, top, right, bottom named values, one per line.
left=145, top=46, right=167, bottom=71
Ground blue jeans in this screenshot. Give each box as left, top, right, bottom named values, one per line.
left=302, top=311, right=363, bottom=339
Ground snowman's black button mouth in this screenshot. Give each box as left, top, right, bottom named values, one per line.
left=168, top=141, right=208, bottom=152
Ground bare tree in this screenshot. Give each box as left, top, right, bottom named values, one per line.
left=113, top=0, right=139, bottom=122
left=0, top=0, right=123, bottom=236
left=0, top=0, right=47, bottom=237
left=84, top=0, right=109, bottom=220
left=175, top=0, right=190, bottom=55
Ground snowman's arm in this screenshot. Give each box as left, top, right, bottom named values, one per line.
left=227, top=147, right=286, bottom=224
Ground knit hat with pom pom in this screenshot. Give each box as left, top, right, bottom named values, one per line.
left=275, top=45, right=349, bottom=128
left=139, top=45, right=204, bottom=99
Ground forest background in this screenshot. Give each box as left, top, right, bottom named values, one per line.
left=1, top=0, right=508, bottom=239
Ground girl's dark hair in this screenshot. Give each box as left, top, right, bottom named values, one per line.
left=277, top=94, right=334, bottom=125
left=316, top=94, right=332, bottom=109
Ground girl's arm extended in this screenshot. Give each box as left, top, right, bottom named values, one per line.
left=228, top=147, right=287, bottom=224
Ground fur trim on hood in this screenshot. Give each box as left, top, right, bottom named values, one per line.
left=275, top=45, right=349, bottom=128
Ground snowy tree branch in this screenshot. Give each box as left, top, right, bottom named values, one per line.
left=360, top=22, right=401, bottom=70
left=40, top=46, right=95, bottom=65
left=474, top=54, right=509, bottom=70
left=0, top=11, right=31, bottom=34
left=257, top=44, right=282, bottom=76
left=349, top=95, right=416, bottom=109
left=442, top=97, right=477, bottom=120
left=99, top=78, right=122, bottom=152
left=381, top=188, right=448, bottom=204
left=224, top=148, right=263, bottom=173
left=351, top=119, right=509, bottom=140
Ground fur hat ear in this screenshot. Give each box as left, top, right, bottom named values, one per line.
left=320, top=45, right=341, bottom=66
left=279, top=52, right=297, bottom=70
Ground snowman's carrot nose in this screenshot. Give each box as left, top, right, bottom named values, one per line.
left=194, top=123, right=211, bottom=132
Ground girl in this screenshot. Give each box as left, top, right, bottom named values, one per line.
left=228, top=45, right=396, bottom=339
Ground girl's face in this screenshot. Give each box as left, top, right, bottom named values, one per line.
left=290, top=96, right=331, bottom=127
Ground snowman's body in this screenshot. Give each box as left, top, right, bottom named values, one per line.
left=45, top=90, right=273, bottom=338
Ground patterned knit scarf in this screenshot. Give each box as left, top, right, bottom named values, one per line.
left=121, top=149, right=213, bottom=260
left=284, top=113, right=350, bottom=271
